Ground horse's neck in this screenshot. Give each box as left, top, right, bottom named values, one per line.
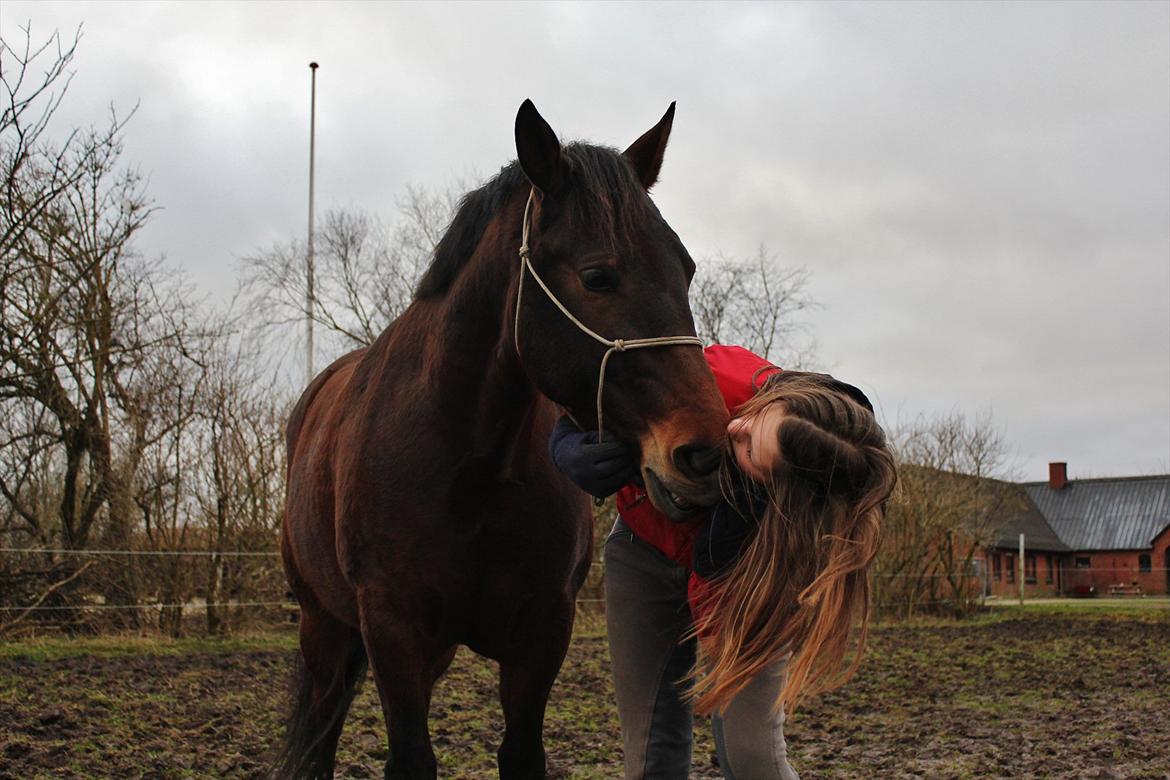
left=425, top=220, right=537, bottom=465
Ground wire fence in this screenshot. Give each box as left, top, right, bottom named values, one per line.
left=6, top=547, right=1165, bottom=574
left=1, top=547, right=1165, bottom=623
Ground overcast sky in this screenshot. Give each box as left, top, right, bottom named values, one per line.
left=4, top=1, right=1168, bottom=480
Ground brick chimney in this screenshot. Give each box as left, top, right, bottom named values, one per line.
left=1048, top=462, right=1068, bottom=490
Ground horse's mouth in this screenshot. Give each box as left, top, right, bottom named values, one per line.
left=668, top=489, right=696, bottom=512
left=642, top=468, right=715, bottom=522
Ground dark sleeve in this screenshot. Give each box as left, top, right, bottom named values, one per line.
left=547, top=415, right=582, bottom=465
left=763, top=370, right=874, bottom=413
left=692, top=499, right=757, bottom=579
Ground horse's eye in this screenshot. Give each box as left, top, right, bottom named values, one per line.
left=580, top=267, right=618, bottom=292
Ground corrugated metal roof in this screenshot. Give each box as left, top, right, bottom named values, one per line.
left=1022, top=475, right=1170, bottom=551
left=992, top=482, right=1069, bottom=551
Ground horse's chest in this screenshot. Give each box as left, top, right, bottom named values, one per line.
left=336, top=479, right=585, bottom=580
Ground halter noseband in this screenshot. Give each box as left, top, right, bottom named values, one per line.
left=514, top=188, right=704, bottom=442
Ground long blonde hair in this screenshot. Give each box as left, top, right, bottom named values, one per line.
left=688, top=371, right=897, bottom=716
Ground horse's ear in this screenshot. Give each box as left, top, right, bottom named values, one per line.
left=515, top=99, right=564, bottom=196
left=623, top=102, right=675, bottom=190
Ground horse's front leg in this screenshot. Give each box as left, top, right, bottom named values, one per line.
left=496, top=597, right=575, bottom=780
left=357, top=586, right=445, bottom=780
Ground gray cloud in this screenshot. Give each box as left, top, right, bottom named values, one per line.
left=4, top=0, right=1167, bottom=479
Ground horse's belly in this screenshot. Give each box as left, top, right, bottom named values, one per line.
left=328, top=432, right=592, bottom=651
left=460, top=509, right=592, bottom=657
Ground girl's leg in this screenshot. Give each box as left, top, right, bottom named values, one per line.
left=711, top=658, right=800, bottom=780
left=604, top=519, right=697, bottom=780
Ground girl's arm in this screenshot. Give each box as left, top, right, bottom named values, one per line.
left=548, top=415, right=640, bottom=498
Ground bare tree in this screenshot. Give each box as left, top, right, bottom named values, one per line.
left=191, top=323, right=288, bottom=635
left=1, top=24, right=156, bottom=551
left=876, top=410, right=1019, bottom=617
left=690, top=247, right=818, bottom=367
left=0, top=27, right=207, bottom=628
left=1, top=25, right=135, bottom=256
left=242, top=183, right=463, bottom=356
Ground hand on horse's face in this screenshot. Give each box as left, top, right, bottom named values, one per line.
left=727, top=403, right=785, bottom=485
left=549, top=416, right=640, bottom=499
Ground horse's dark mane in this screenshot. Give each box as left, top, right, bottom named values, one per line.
left=414, top=162, right=527, bottom=299
left=414, top=143, right=650, bottom=300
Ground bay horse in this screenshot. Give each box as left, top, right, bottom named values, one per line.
left=277, top=100, right=730, bottom=779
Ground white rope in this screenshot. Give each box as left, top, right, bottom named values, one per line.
left=514, top=188, right=703, bottom=441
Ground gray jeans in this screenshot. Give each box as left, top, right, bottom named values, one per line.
left=605, top=519, right=800, bottom=780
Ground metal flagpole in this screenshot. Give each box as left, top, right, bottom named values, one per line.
left=306, top=61, right=319, bottom=386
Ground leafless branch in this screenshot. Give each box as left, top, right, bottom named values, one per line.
left=0, top=559, right=95, bottom=634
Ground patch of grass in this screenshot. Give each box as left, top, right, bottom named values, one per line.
left=0, top=630, right=298, bottom=661
left=873, top=598, right=1170, bottom=629
left=987, top=598, right=1170, bottom=620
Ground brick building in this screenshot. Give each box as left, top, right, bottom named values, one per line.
left=983, top=464, right=1170, bottom=598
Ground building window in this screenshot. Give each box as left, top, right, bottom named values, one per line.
left=993, top=554, right=1002, bottom=581
left=1138, top=554, right=1151, bottom=573
left=1006, top=555, right=1015, bottom=584
left=1025, top=555, right=1037, bottom=584
left=1045, top=554, right=1054, bottom=584
left=1075, top=556, right=1091, bottom=569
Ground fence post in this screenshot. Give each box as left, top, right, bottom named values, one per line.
left=1018, top=533, right=1025, bottom=606
left=982, top=552, right=989, bottom=607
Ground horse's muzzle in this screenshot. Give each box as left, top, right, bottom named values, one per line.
left=642, top=467, right=720, bottom=523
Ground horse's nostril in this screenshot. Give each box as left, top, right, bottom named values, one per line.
left=673, top=443, right=722, bottom=480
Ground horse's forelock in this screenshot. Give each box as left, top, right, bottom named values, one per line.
left=560, top=144, right=656, bottom=250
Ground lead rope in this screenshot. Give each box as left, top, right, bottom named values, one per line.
left=514, top=188, right=704, bottom=442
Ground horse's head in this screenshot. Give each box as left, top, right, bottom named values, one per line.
left=512, top=100, right=729, bottom=519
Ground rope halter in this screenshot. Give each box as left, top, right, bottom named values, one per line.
left=514, top=188, right=704, bottom=442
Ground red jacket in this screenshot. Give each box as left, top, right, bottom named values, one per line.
left=614, top=345, right=778, bottom=615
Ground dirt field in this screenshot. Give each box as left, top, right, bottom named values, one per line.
left=1, top=606, right=1167, bottom=779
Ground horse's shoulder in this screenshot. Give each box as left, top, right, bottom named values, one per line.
left=286, top=347, right=367, bottom=457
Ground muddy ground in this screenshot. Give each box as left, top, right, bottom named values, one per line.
left=1, top=608, right=1167, bottom=779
